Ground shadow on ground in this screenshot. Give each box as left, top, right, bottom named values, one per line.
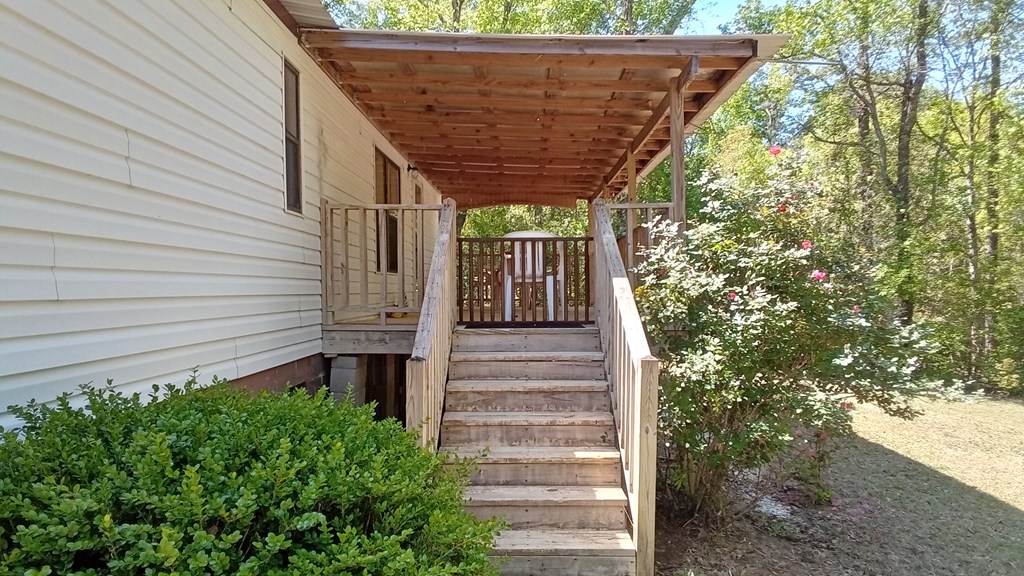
left=656, top=415, right=1024, bottom=576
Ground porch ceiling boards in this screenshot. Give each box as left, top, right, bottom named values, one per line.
left=301, top=29, right=786, bottom=209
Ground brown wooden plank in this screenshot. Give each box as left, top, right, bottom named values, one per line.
left=455, top=195, right=582, bottom=209
left=342, top=71, right=691, bottom=92
left=367, top=108, right=653, bottom=126
left=408, top=152, right=616, bottom=165
left=390, top=135, right=630, bottom=151
left=323, top=47, right=747, bottom=70
left=382, top=122, right=636, bottom=140
left=305, top=30, right=756, bottom=65
left=356, top=91, right=662, bottom=111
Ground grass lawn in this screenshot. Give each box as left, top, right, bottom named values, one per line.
left=655, top=397, right=1024, bottom=576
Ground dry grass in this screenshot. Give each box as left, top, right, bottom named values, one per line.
left=656, top=397, right=1024, bottom=576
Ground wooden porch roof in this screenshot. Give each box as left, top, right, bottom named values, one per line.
left=300, top=29, right=787, bottom=209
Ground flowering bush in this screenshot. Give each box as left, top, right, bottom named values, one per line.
left=635, top=169, right=948, bottom=520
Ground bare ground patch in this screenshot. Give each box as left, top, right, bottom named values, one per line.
left=656, top=398, right=1024, bottom=576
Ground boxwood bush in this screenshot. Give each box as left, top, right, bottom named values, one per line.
left=0, top=378, right=500, bottom=575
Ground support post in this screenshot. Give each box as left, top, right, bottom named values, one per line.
left=669, top=71, right=690, bottom=234
left=626, top=149, right=637, bottom=284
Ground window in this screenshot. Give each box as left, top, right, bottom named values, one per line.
left=375, top=148, right=400, bottom=273
left=284, top=60, right=301, bottom=213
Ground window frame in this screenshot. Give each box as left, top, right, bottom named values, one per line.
left=283, top=60, right=302, bottom=214
left=375, top=148, right=401, bottom=273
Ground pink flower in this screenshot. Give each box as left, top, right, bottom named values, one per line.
left=801, top=240, right=813, bottom=250
left=811, top=269, right=827, bottom=281
left=728, top=292, right=737, bottom=300
left=841, top=401, right=855, bottom=411
left=769, top=145, right=782, bottom=155
left=852, top=305, right=861, bottom=313
left=777, top=204, right=788, bottom=213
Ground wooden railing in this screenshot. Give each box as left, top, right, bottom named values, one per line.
left=321, top=201, right=444, bottom=325
left=456, top=236, right=592, bottom=324
left=606, top=202, right=674, bottom=286
left=405, top=199, right=457, bottom=448
left=592, top=199, right=659, bottom=576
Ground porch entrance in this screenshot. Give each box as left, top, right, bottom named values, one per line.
left=456, top=235, right=593, bottom=325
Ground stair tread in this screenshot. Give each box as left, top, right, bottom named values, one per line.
left=447, top=379, right=608, bottom=392
left=444, top=446, right=620, bottom=462
left=450, top=351, right=605, bottom=362
left=455, top=327, right=599, bottom=335
left=443, top=411, right=614, bottom=426
left=465, top=485, right=628, bottom=504
left=493, top=529, right=635, bottom=556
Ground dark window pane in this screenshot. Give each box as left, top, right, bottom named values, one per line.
left=286, top=139, right=301, bottom=211
left=284, top=65, right=298, bottom=138
left=284, top=61, right=301, bottom=213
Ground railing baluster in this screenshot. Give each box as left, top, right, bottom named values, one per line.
left=397, top=209, right=405, bottom=308
left=359, top=209, right=369, bottom=307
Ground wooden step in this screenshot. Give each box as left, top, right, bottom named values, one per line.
left=453, top=327, right=601, bottom=353
left=441, top=411, right=615, bottom=447
left=449, top=352, right=606, bottom=380
left=464, top=485, right=627, bottom=529
left=451, top=351, right=605, bottom=362
left=492, top=529, right=635, bottom=576
left=446, top=380, right=611, bottom=412
left=445, top=446, right=622, bottom=486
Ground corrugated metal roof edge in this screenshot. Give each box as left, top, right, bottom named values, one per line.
left=277, top=0, right=336, bottom=29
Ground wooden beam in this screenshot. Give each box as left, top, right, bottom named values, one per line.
left=417, top=162, right=607, bottom=177
left=366, top=108, right=653, bottom=126
left=263, top=0, right=300, bottom=36
left=407, top=152, right=616, bottom=165
left=430, top=176, right=600, bottom=187
left=356, top=91, right=662, bottom=111
left=670, top=74, right=686, bottom=232
left=390, top=135, right=630, bottom=151
left=381, top=121, right=637, bottom=140
left=339, top=70, right=718, bottom=93
left=595, top=57, right=702, bottom=200
left=303, top=29, right=757, bottom=59
left=452, top=194, right=583, bottom=209
left=321, top=47, right=746, bottom=70
left=627, top=148, right=637, bottom=202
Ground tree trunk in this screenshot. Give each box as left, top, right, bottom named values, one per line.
left=983, top=0, right=1008, bottom=357
left=856, top=37, right=874, bottom=253
left=620, top=0, right=636, bottom=35
left=890, top=0, right=932, bottom=325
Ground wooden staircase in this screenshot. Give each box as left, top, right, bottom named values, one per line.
left=440, top=326, right=636, bottom=576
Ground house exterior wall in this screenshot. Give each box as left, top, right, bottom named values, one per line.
left=0, top=0, right=440, bottom=428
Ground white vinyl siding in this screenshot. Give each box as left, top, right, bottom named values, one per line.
left=0, top=0, right=441, bottom=427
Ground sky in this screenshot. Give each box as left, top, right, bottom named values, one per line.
left=684, top=0, right=786, bottom=34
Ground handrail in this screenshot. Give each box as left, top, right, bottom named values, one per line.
left=321, top=201, right=444, bottom=326
left=592, top=199, right=659, bottom=576
left=405, top=199, right=457, bottom=448
left=606, top=201, right=674, bottom=287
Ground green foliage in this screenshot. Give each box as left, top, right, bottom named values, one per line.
left=460, top=202, right=589, bottom=238
left=327, top=0, right=696, bottom=34
left=635, top=166, right=954, bottom=520
left=0, top=377, right=500, bottom=575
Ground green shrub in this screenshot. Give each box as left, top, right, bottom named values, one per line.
left=0, top=377, right=500, bottom=575
left=635, top=168, right=953, bottom=521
